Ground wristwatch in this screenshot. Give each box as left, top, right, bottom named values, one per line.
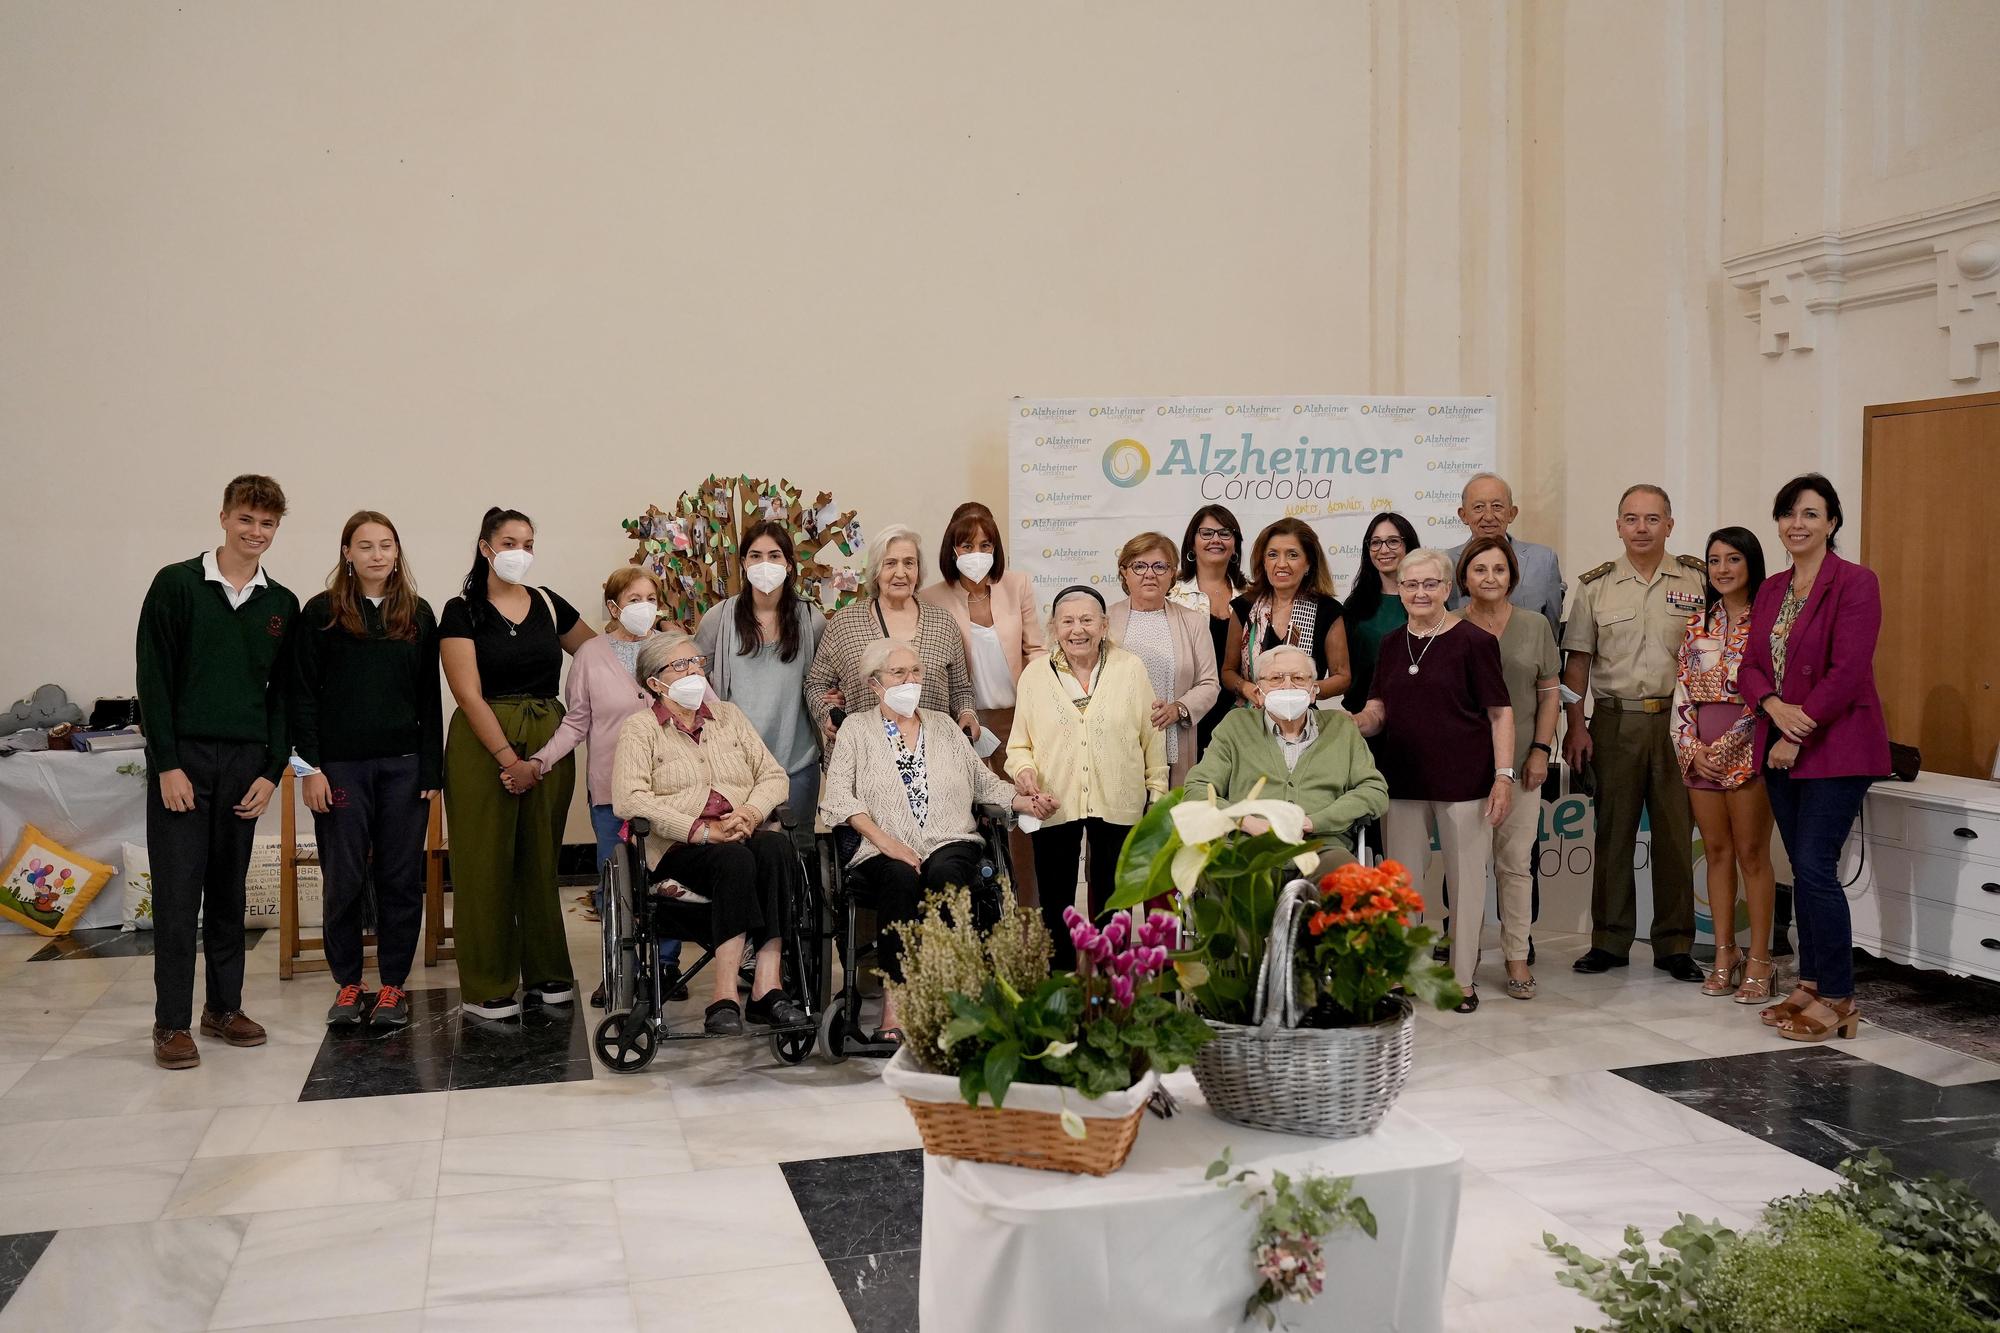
left=1495, top=767, right=1518, bottom=784
left=1529, top=742, right=1553, bottom=758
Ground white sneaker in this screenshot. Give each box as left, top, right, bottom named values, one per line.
left=528, top=982, right=575, bottom=1005
left=461, top=996, right=522, bottom=1020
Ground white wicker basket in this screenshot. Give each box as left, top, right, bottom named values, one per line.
left=1190, top=878, right=1415, bottom=1138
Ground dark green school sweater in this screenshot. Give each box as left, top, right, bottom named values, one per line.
left=289, top=592, right=444, bottom=788
left=135, top=555, right=298, bottom=781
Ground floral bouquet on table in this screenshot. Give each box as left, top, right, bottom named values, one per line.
left=881, top=882, right=1211, bottom=1172
left=1297, top=859, right=1461, bottom=1026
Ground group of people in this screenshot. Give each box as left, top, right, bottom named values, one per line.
left=133, top=463, right=1887, bottom=1067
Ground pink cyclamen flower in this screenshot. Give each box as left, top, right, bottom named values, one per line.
left=1062, top=905, right=1085, bottom=929
left=1087, top=937, right=1115, bottom=966
left=1110, top=975, right=1136, bottom=1007
left=1103, top=915, right=1129, bottom=947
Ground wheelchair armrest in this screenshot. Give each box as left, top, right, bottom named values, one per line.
left=628, top=816, right=652, bottom=839
left=772, top=803, right=798, bottom=831
left=976, top=801, right=1017, bottom=832
left=1347, top=811, right=1379, bottom=833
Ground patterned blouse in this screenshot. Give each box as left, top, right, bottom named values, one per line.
left=1770, top=583, right=1808, bottom=693
left=882, top=714, right=930, bottom=828
left=1672, top=602, right=1755, bottom=787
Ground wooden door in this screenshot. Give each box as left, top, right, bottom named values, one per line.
left=1863, top=391, right=2000, bottom=780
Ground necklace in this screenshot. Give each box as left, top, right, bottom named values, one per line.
left=1405, top=619, right=1447, bottom=675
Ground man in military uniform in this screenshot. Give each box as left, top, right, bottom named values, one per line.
left=1561, top=483, right=1707, bottom=980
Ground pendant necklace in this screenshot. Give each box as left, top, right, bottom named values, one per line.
left=1406, top=620, right=1446, bottom=675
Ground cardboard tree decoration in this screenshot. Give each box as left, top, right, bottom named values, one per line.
left=622, top=475, right=864, bottom=629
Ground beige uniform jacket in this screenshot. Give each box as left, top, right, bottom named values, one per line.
left=1561, top=554, right=1707, bottom=700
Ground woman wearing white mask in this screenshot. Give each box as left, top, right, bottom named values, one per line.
left=696, top=520, right=827, bottom=838
left=820, top=639, right=1051, bottom=1045
left=1353, top=547, right=1514, bottom=1014
left=612, top=631, right=807, bottom=1037
left=440, top=507, right=596, bottom=1020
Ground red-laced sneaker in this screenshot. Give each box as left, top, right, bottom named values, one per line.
left=371, top=984, right=412, bottom=1028
left=326, top=984, right=365, bottom=1028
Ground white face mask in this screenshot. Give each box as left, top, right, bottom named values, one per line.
left=664, top=674, right=708, bottom=709
left=743, top=562, right=788, bottom=595
left=955, top=551, right=995, bottom=584
left=882, top=681, right=923, bottom=716
left=617, top=602, right=658, bottom=636
left=1263, top=688, right=1313, bottom=722
left=489, top=548, right=534, bottom=585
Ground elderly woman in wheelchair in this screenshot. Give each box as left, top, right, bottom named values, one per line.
left=611, top=630, right=811, bottom=1037
left=819, top=638, right=1055, bottom=1046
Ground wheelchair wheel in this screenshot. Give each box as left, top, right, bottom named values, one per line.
left=593, top=1012, right=657, bottom=1073
left=771, top=1026, right=813, bottom=1066
left=817, top=995, right=850, bottom=1064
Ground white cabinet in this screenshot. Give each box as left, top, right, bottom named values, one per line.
left=1844, top=772, right=2000, bottom=982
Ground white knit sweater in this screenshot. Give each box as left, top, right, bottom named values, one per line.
left=819, top=707, right=1017, bottom=867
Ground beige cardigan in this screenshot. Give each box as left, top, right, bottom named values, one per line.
left=919, top=570, right=1046, bottom=690
left=1106, top=598, right=1220, bottom=788
left=610, top=702, right=792, bottom=869
left=819, top=707, right=1019, bottom=868
left=1006, top=645, right=1168, bottom=828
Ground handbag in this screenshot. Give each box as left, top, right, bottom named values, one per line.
left=1887, top=742, right=1921, bottom=783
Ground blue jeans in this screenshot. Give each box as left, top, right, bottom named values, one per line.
left=591, top=803, right=680, bottom=970
left=1763, top=770, right=1871, bottom=998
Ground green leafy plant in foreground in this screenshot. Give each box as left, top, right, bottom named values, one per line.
left=1208, top=1146, right=1377, bottom=1328
left=1543, top=1150, right=2000, bottom=1331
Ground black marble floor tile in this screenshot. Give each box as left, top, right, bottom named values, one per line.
left=1617, top=1047, right=2000, bottom=1209
left=296, top=986, right=592, bottom=1102
left=27, top=926, right=265, bottom=961
left=0, top=1231, right=56, bottom=1314
left=822, top=1249, right=921, bottom=1333
left=781, top=1149, right=922, bottom=1333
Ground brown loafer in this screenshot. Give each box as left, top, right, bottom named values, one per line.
left=153, top=1026, right=200, bottom=1070
left=199, top=1009, right=267, bottom=1047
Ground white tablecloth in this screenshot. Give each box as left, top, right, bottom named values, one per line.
left=0, top=748, right=292, bottom=933
left=919, top=1071, right=1462, bottom=1333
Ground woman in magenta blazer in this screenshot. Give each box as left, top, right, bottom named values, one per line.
left=1735, top=474, right=1889, bottom=1043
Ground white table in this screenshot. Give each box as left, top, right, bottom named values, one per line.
left=918, top=1071, right=1463, bottom=1333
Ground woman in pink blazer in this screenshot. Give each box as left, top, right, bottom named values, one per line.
left=1735, top=474, right=1889, bottom=1043
left=1106, top=531, right=1221, bottom=789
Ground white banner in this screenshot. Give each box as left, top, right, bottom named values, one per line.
left=1007, top=393, right=1497, bottom=608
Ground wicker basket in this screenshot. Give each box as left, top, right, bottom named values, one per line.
left=1190, top=879, right=1416, bottom=1138
left=883, top=1047, right=1155, bottom=1176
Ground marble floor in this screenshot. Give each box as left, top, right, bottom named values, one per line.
left=1, top=910, right=1996, bottom=1332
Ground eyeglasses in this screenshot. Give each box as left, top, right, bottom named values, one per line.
left=1126, top=561, right=1172, bottom=576
left=662, top=654, right=709, bottom=674
left=1259, top=672, right=1316, bottom=688
left=874, top=666, right=925, bottom=683
left=1368, top=537, right=1405, bottom=551
left=1398, top=579, right=1446, bottom=594
left=1195, top=527, right=1233, bottom=542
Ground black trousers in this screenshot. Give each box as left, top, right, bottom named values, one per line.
left=652, top=829, right=796, bottom=951
left=312, top=755, right=427, bottom=989
left=1032, top=817, right=1131, bottom=970
left=148, top=738, right=266, bottom=1030
left=847, top=839, right=985, bottom=983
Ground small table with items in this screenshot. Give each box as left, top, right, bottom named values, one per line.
left=918, top=1070, right=1463, bottom=1333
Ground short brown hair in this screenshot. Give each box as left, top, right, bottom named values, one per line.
left=1453, top=535, right=1520, bottom=597
left=1116, top=532, right=1178, bottom=593
left=939, top=502, right=1005, bottom=584
left=602, top=566, right=665, bottom=633
left=222, top=474, right=287, bottom=518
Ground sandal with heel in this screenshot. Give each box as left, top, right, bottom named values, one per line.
left=1776, top=997, right=1860, bottom=1043
left=1733, top=956, right=1775, bottom=1005
left=1702, top=945, right=1745, bottom=997
left=1761, top=984, right=1816, bottom=1028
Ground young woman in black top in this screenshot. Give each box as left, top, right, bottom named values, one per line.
left=1169, top=504, right=1248, bottom=756
left=439, top=507, right=595, bottom=1020
left=292, top=511, right=443, bottom=1029
left=1220, top=516, right=1352, bottom=709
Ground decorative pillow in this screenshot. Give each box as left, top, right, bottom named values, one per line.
left=0, top=824, right=115, bottom=936
left=243, top=836, right=323, bottom=928
left=121, top=841, right=154, bottom=931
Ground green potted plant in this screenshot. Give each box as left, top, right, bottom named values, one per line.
left=1108, top=787, right=1460, bottom=1137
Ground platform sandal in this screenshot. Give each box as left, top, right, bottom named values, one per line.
left=1776, top=997, right=1860, bottom=1043
left=1732, top=956, right=1775, bottom=1006
left=1702, top=945, right=1745, bottom=997
left=1760, top=983, right=1816, bottom=1028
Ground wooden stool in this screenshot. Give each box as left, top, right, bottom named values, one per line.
left=277, top=770, right=452, bottom=979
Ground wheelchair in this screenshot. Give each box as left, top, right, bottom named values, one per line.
left=592, top=806, right=827, bottom=1074
left=814, top=801, right=1017, bottom=1063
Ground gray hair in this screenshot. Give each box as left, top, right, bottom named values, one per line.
left=1460, top=472, right=1515, bottom=507
left=857, top=636, right=919, bottom=682
left=1254, top=644, right=1315, bottom=679
left=1044, top=587, right=1109, bottom=648
left=864, top=524, right=924, bottom=598
left=635, top=629, right=698, bottom=697
left=1397, top=547, right=1454, bottom=586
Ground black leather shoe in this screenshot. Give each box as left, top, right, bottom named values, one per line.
left=1572, top=948, right=1629, bottom=973
left=704, top=1000, right=743, bottom=1035
left=746, top=991, right=807, bottom=1027
left=1654, top=952, right=1705, bottom=982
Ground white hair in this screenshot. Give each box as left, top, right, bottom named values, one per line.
left=1254, top=644, right=1315, bottom=679
left=635, top=629, right=698, bottom=697
left=1460, top=472, right=1514, bottom=507
left=858, top=636, right=919, bottom=681
left=1044, top=588, right=1108, bottom=647
left=1397, top=547, right=1454, bottom=586
left=864, top=524, right=924, bottom=598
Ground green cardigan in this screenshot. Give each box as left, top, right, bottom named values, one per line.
left=1182, top=707, right=1390, bottom=847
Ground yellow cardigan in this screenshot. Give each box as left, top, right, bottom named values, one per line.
left=1006, top=646, right=1168, bottom=827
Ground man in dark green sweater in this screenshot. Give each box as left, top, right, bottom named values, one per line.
left=136, top=474, right=299, bottom=1069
